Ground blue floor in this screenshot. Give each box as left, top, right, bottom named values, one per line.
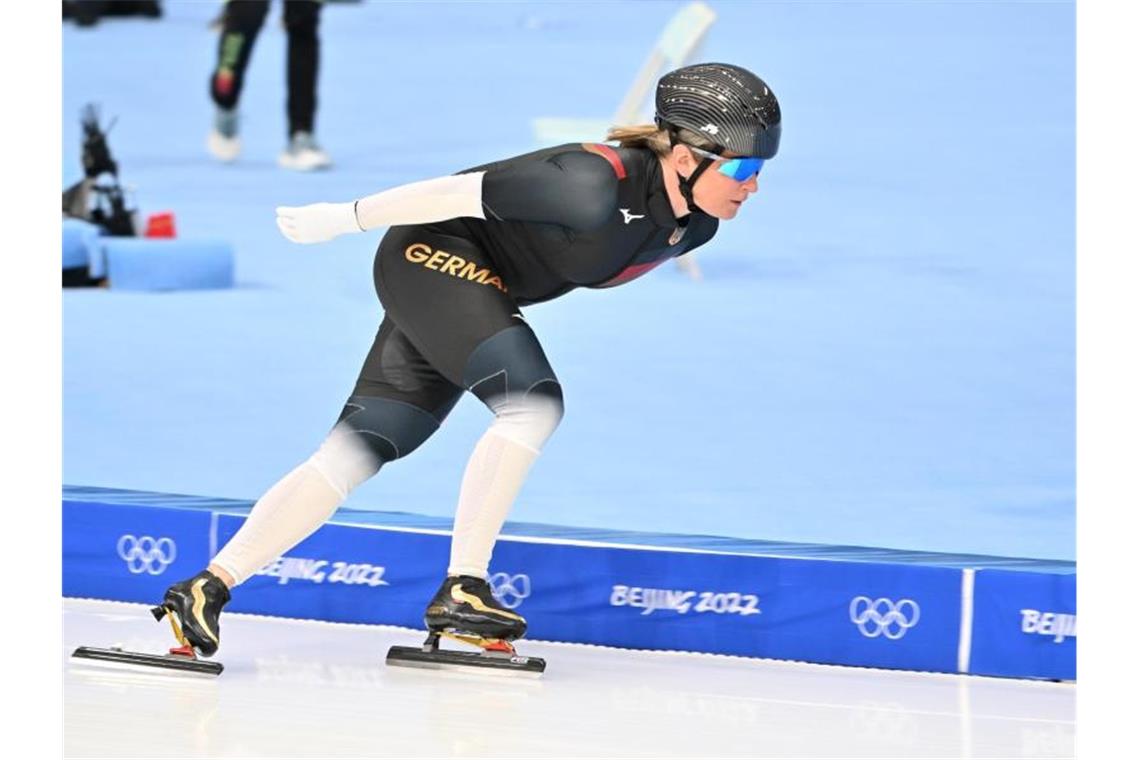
left=62, top=1, right=1075, bottom=560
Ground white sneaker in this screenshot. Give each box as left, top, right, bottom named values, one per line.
left=278, top=131, right=332, bottom=171
left=207, top=108, right=241, bottom=163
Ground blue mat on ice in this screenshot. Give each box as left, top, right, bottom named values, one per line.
left=62, top=2, right=1074, bottom=560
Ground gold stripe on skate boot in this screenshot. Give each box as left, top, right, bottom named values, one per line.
left=191, top=579, right=220, bottom=644
left=450, top=585, right=524, bottom=622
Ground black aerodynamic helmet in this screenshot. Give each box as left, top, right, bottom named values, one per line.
left=655, top=63, right=781, bottom=159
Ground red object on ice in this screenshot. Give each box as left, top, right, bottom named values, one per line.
left=144, top=211, right=176, bottom=238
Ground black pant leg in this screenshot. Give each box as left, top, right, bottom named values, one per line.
left=209, top=0, right=270, bottom=111
left=283, top=0, right=322, bottom=136
left=71, top=1, right=107, bottom=25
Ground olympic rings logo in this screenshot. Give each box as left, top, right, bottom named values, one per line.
left=116, top=534, right=177, bottom=575
left=488, top=572, right=531, bottom=609
left=849, top=596, right=921, bottom=639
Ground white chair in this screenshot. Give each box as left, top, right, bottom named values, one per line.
left=532, top=2, right=718, bottom=145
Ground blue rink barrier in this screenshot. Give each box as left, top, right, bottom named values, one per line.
left=102, top=238, right=235, bottom=291
left=62, top=218, right=106, bottom=277
left=62, top=486, right=1076, bottom=680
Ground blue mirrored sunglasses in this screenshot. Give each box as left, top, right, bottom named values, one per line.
left=689, top=147, right=765, bottom=181
left=717, top=156, right=765, bottom=181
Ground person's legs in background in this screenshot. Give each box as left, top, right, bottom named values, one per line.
left=207, top=0, right=270, bottom=162
left=278, top=0, right=332, bottom=170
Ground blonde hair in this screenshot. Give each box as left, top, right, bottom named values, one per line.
left=604, top=124, right=718, bottom=158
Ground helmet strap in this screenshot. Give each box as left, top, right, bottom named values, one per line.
left=678, top=158, right=714, bottom=215
left=664, top=123, right=717, bottom=215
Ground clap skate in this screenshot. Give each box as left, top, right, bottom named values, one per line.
left=71, top=571, right=230, bottom=676
left=386, top=575, right=545, bottom=675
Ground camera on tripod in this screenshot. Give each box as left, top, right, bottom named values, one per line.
left=63, top=103, right=139, bottom=238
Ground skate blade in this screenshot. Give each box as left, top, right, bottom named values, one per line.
left=71, top=646, right=223, bottom=677
left=440, top=631, right=516, bottom=653
left=385, top=645, right=545, bottom=677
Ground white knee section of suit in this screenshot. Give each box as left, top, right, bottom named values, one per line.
left=480, top=394, right=564, bottom=454
left=210, top=427, right=382, bottom=586
left=447, top=396, right=562, bottom=578
left=308, top=421, right=386, bottom=498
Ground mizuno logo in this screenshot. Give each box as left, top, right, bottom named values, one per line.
left=620, top=208, right=645, bottom=224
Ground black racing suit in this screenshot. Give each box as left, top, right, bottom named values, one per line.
left=338, top=143, right=719, bottom=465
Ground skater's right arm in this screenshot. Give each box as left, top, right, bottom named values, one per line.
left=275, top=151, right=618, bottom=244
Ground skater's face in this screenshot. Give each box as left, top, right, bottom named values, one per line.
left=673, top=145, right=762, bottom=220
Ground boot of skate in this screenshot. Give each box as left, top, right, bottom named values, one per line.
left=424, top=575, right=527, bottom=643
left=151, top=570, right=231, bottom=657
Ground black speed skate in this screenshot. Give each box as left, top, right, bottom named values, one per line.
left=425, top=575, right=527, bottom=642
left=70, top=570, right=231, bottom=677
left=386, top=575, right=545, bottom=676
left=151, top=570, right=231, bottom=657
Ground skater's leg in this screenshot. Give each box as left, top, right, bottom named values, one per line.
left=164, top=392, right=447, bottom=653
left=208, top=396, right=440, bottom=585
left=370, top=228, right=558, bottom=644
left=417, top=326, right=562, bottom=644
left=448, top=325, right=563, bottom=579
left=210, top=320, right=462, bottom=587
left=207, top=451, right=349, bottom=588
left=156, top=317, right=461, bottom=655
left=371, top=230, right=562, bottom=584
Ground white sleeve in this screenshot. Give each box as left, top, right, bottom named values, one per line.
left=353, top=171, right=487, bottom=230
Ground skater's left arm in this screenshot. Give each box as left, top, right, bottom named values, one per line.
left=275, top=151, right=618, bottom=244
left=275, top=173, right=487, bottom=244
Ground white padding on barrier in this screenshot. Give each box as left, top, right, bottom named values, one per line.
left=103, top=238, right=235, bottom=291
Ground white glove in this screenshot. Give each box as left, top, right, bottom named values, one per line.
left=275, top=202, right=362, bottom=244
